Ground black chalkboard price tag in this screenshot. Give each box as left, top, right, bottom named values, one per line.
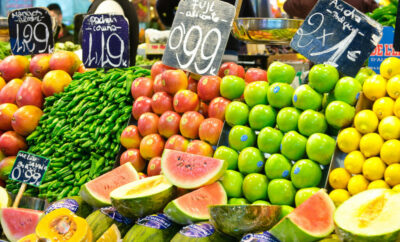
left=82, top=14, right=130, bottom=69
left=162, top=0, right=236, bottom=76
left=290, top=0, right=383, bottom=76
left=8, top=7, right=54, bottom=56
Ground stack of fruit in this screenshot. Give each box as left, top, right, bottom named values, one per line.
left=329, top=57, right=400, bottom=206
left=0, top=51, right=81, bottom=187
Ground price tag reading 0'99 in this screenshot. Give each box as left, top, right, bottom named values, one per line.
left=162, top=0, right=236, bottom=76
left=9, top=151, right=50, bottom=187
left=8, top=7, right=54, bottom=55
left=290, top=0, right=383, bottom=77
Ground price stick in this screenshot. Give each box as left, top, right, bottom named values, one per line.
left=393, top=0, right=400, bottom=51
left=290, top=0, right=383, bottom=77
left=162, top=0, right=237, bottom=76
left=8, top=7, right=54, bottom=55
left=82, top=14, right=130, bottom=69
left=9, top=151, right=51, bottom=208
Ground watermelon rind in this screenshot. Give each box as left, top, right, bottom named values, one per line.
left=1, top=208, right=43, bottom=242
left=79, top=163, right=139, bottom=208
left=111, top=175, right=177, bottom=218
left=161, top=149, right=228, bottom=189
left=269, top=190, right=335, bottom=242
left=86, top=209, right=132, bottom=241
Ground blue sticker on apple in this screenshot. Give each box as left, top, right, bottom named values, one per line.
left=282, top=170, right=289, bottom=178
left=273, top=86, right=280, bottom=93
left=294, top=167, right=300, bottom=174
left=241, top=135, right=248, bottom=142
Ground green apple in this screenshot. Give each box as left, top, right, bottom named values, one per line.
left=276, top=107, right=301, bottom=132
left=295, top=187, right=320, bottom=207
left=308, top=64, right=339, bottom=93
left=265, top=154, right=292, bottom=179
left=225, top=101, right=250, bottom=126
left=249, top=105, right=276, bottom=130
left=334, top=77, right=362, bottom=105
left=220, top=170, right=244, bottom=198
left=244, top=81, right=269, bottom=107
left=228, top=197, right=249, bottom=205
left=252, top=200, right=271, bottom=205
left=298, top=110, right=327, bottom=136
left=268, top=179, right=296, bottom=205
left=267, top=61, right=296, bottom=84
left=280, top=131, right=307, bottom=161
left=220, top=75, right=246, bottom=100
left=228, top=125, right=256, bottom=151
left=279, top=205, right=295, bottom=220
left=214, top=146, right=239, bottom=170
left=267, top=83, right=294, bottom=108
left=325, top=101, right=355, bottom=129
left=306, top=133, right=336, bottom=165
left=257, top=127, right=283, bottom=154
left=238, top=147, right=265, bottom=174
left=242, top=173, right=269, bottom=202
left=355, top=67, right=375, bottom=85
left=292, top=84, right=322, bottom=111
left=291, top=159, right=322, bottom=189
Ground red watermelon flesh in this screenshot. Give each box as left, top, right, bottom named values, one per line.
left=1, top=208, right=43, bottom=242
left=161, top=149, right=227, bottom=189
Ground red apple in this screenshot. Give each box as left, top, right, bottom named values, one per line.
left=151, top=61, right=175, bottom=80
left=132, top=96, right=152, bottom=120
left=120, top=125, right=141, bottom=149
left=218, top=62, right=245, bottom=78
left=199, top=118, right=224, bottom=145
left=147, top=157, right=161, bottom=176
left=197, top=76, right=221, bottom=101
left=0, top=55, right=29, bottom=81
left=16, top=76, right=43, bottom=108
left=165, top=135, right=189, bottom=152
left=173, top=90, right=199, bottom=113
left=131, top=77, right=153, bottom=99
left=179, top=111, right=204, bottom=139
left=151, top=92, right=173, bottom=115
left=245, top=68, right=268, bottom=83
left=161, top=70, right=188, bottom=95
left=0, top=103, right=18, bottom=130
left=120, top=148, right=146, bottom=172
left=158, top=111, right=181, bottom=138
left=153, top=74, right=165, bottom=93
left=208, top=97, right=231, bottom=121
left=186, top=140, right=214, bottom=157
left=139, top=134, right=165, bottom=160
left=0, top=131, right=27, bottom=156
left=137, top=112, right=159, bottom=136
left=29, top=53, right=51, bottom=79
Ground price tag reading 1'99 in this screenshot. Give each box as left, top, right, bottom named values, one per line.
left=8, top=7, right=54, bottom=55
left=162, top=0, right=236, bottom=76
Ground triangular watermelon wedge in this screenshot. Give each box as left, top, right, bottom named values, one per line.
left=0, top=208, right=43, bottom=242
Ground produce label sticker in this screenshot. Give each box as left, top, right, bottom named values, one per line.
left=162, top=0, right=236, bottom=76
left=241, top=231, right=280, bottom=242
left=369, top=27, right=400, bottom=73
left=45, top=198, right=79, bottom=214
left=137, top=214, right=172, bottom=229
left=8, top=7, right=54, bottom=55
left=9, top=151, right=51, bottom=187
left=82, top=14, right=129, bottom=69
left=100, top=206, right=134, bottom=225
left=290, top=0, right=383, bottom=76
left=180, top=222, right=215, bottom=238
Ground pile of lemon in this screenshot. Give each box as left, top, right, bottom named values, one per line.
left=329, top=57, right=400, bottom=207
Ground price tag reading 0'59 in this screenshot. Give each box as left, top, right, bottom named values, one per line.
left=82, top=14, right=129, bottom=69
left=162, top=0, right=236, bottom=76
left=8, top=7, right=54, bottom=55
left=9, top=151, right=50, bottom=187
left=290, top=0, right=383, bottom=76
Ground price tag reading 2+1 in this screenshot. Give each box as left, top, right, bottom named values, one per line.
left=9, top=151, right=51, bottom=187
left=290, top=0, right=383, bottom=77
left=82, top=14, right=130, bottom=69
left=162, top=0, right=236, bottom=76
left=8, top=7, right=54, bottom=55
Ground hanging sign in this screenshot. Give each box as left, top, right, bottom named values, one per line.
left=290, top=0, right=383, bottom=76
left=8, top=7, right=54, bottom=55
left=82, top=14, right=130, bottom=68
left=369, top=27, right=400, bottom=73
left=9, top=151, right=51, bottom=187
left=162, top=0, right=236, bottom=76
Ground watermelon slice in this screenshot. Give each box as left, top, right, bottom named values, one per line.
left=161, top=149, right=227, bottom=189
left=80, top=162, right=139, bottom=207
left=164, top=182, right=227, bottom=224
left=0, top=208, right=43, bottom=242
left=269, top=190, right=335, bottom=242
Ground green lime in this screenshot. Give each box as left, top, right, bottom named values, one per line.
left=267, top=83, right=294, bottom=108
left=306, top=133, right=336, bottom=165
left=238, top=147, right=265, bottom=174
left=292, top=84, right=322, bottom=111
left=220, top=170, right=244, bottom=198
left=280, top=131, right=307, bottom=161
left=248, top=105, right=276, bottom=130
left=267, top=61, right=296, bottom=84
left=264, top=154, right=292, bottom=180
left=334, top=77, right=362, bottom=105
left=225, top=101, right=249, bottom=126
left=295, top=187, right=320, bottom=207
left=228, top=125, right=256, bottom=151
left=242, top=173, right=269, bottom=202
left=257, top=127, right=283, bottom=154
left=298, top=110, right=327, bottom=137
left=268, top=179, right=296, bottom=205
left=220, top=75, right=246, bottom=100
left=325, top=101, right=355, bottom=129
left=276, top=107, right=301, bottom=132
left=228, top=197, right=249, bottom=205
left=308, top=64, right=339, bottom=93
left=279, top=205, right=295, bottom=220
left=244, top=81, right=269, bottom=107
left=252, top=200, right=271, bottom=205
left=291, top=159, right=322, bottom=189
left=214, top=146, right=239, bottom=170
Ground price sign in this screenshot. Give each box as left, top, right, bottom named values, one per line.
left=290, top=0, right=383, bottom=76
left=162, top=0, right=236, bottom=76
left=82, top=14, right=130, bottom=68
left=8, top=7, right=54, bottom=55
left=9, top=151, right=50, bottom=187
left=369, top=27, right=400, bottom=73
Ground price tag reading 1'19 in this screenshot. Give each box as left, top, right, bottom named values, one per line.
left=9, top=151, right=51, bottom=187
left=290, top=0, right=383, bottom=77
left=8, top=7, right=54, bottom=55
left=162, top=0, right=236, bottom=76
left=82, top=14, right=130, bottom=69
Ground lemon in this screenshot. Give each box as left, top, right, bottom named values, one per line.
left=329, top=189, right=351, bottom=207
left=359, top=133, right=383, bottom=158
left=362, top=157, right=386, bottom=181
left=347, top=175, right=369, bottom=195
left=380, top=57, right=400, bottom=79
left=393, top=184, right=400, bottom=192
left=387, top=75, right=400, bottom=99
left=337, top=127, right=361, bottom=153
left=329, top=168, right=351, bottom=189
left=378, top=116, right=400, bottom=140
left=372, top=97, right=395, bottom=120
left=354, top=110, right=379, bottom=134
left=384, top=163, right=400, bottom=186
left=380, top=139, right=400, bottom=165
left=344, top=151, right=365, bottom=174
left=362, top=75, right=387, bottom=101
left=368, top=179, right=390, bottom=189
left=393, top=98, right=400, bottom=118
